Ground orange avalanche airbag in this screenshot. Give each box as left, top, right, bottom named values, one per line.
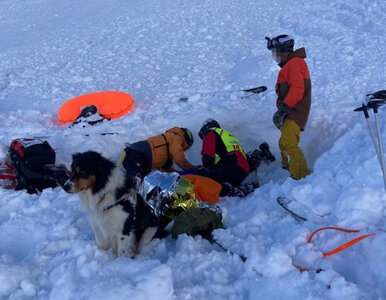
left=58, top=91, right=135, bottom=125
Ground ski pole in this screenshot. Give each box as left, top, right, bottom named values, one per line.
left=368, top=100, right=386, bottom=192
left=354, top=104, right=382, bottom=165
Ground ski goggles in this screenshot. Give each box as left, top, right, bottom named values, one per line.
left=265, top=35, right=294, bottom=51
left=265, top=37, right=274, bottom=50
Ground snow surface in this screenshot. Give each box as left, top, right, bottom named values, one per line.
left=0, top=0, right=385, bottom=299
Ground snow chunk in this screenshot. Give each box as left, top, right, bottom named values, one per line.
left=188, top=94, right=202, bottom=102
left=0, top=263, right=30, bottom=298
left=249, top=247, right=293, bottom=278
left=329, top=277, right=361, bottom=299
left=336, top=187, right=384, bottom=227
left=20, top=279, right=37, bottom=297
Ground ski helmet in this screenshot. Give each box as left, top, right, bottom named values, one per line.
left=265, top=34, right=294, bottom=51
left=198, top=118, right=220, bottom=139
left=181, top=128, right=194, bottom=148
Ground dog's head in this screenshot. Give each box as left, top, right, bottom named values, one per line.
left=63, top=151, right=115, bottom=195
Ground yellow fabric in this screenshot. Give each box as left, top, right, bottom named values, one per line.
left=171, top=177, right=196, bottom=210
left=117, top=150, right=126, bottom=166
left=211, top=128, right=246, bottom=163
left=279, top=119, right=310, bottom=180
left=165, top=177, right=197, bottom=220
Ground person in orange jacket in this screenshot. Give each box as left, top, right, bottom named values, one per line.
left=120, top=127, right=196, bottom=188
left=265, top=34, right=311, bottom=180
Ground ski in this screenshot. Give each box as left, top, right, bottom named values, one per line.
left=240, top=86, right=267, bottom=94
left=277, top=196, right=330, bottom=223
left=179, top=85, right=267, bottom=102
left=33, top=132, right=119, bottom=139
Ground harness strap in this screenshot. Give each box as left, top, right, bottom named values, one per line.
left=103, top=198, right=126, bottom=211
left=103, top=189, right=137, bottom=211
left=307, top=226, right=376, bottom=257
left=323, top=233, right=376, bottom=257
left=293, top=226, right=377, bottom=273
left=160, top=134, right=173, bottom=169
left=306, top=226, right=360, bottom=243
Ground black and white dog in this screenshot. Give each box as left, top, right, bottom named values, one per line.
left=63, top=151, right=159, bottom=258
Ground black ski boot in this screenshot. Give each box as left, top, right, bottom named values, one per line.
left=247, top=142, right=276, bottom=172
left=239, top=181, right=260, bottom=196
left=220, top=181, right=260, bottom=198
left=220, top=182, right=245, bottom=197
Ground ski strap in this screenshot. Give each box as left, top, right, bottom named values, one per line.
left=307, top=226, right=376, bottom=257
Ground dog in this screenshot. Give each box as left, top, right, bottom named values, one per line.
left=63, top=151, right=159, bottom=258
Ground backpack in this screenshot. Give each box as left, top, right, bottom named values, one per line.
left=0, top=161, right=16, bottom=189
left=171, top=207, right=223, bottom=240
left=9, top=138, right=58, bottom=193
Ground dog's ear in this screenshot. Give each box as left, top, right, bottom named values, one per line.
left=90, top=151, right=102, bottom=161
left=97, top=155, right=113, bottom=171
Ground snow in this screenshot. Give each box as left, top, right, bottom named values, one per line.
left=0, top=0, right=385, bottom=299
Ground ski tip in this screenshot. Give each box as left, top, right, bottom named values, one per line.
left=276, top=196, right=308, bottom=222
left=242, top=85, right=267, bottom=94
left=277, top=196, right=290, bottom=205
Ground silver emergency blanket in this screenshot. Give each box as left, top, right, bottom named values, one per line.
left=142, top=170, right=222, bottom=220
left=143, top=171, right=180, bottom=198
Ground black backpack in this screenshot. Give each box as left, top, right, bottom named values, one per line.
left=9, top=138, right=59, bottom=193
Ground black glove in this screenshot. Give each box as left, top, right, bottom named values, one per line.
left=273, top=103, right=292, bottom=129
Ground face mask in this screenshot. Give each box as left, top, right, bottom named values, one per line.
left=272, top=50, right=281, bottom=63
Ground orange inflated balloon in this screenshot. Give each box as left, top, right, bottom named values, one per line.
left=58, top=91, right=135, bottom=125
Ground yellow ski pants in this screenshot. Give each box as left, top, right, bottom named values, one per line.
left=279, top=119, right=310, bottom=180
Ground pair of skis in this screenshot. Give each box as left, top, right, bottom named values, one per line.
left=179, top=85, right=267, bottom=102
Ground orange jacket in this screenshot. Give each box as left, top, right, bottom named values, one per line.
left=146, top=127, right=194, bottom=171
left=276, top=48, right=311, bottom=130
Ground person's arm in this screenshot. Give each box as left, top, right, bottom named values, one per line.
left=169, top=138, right=195, bottom=170
left=201, top=131, right=216, bottom=167
left=282, top=58, right=305, bottom=108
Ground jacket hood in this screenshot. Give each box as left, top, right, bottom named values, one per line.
left=165, top=127, right=189, bottom=149
left=279, top=47, right=306, bottom=68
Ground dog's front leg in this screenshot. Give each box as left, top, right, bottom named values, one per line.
left=95, top=232, right=109, bottom=250
left=90, top=218, right=109, bottom=250
left=137, top=226, right=158, bottom=253
left=118, top=233, right=137, bottom=258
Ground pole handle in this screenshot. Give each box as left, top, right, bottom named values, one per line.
left=354, top=103, right=370, bottom=118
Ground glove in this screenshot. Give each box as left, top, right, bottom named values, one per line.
left=273, top=103, right=292, bottom=129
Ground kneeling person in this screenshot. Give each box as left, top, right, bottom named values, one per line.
left=197, top=119, right=250, bottom=195
left=121, top=127, right=195, bottom=188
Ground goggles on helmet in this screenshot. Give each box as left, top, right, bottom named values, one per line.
left=265, top=35, right=294, bottom=51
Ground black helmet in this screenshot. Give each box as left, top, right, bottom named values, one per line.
left=265, top=34, right=294, bottom=51
left=181, top=128, right=194, bottom=148
left=198, top=118, right=220, bottom=139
